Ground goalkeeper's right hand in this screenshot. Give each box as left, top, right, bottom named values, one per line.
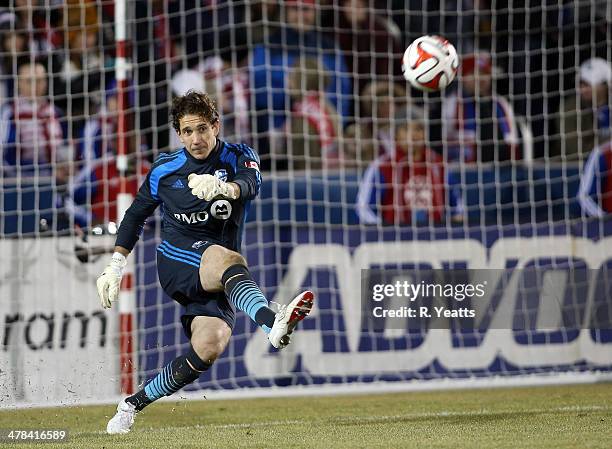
left=187, top=173, right=238, bottom=201
left=96, top=252, right=127, bottom=309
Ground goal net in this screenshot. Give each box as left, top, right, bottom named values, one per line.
left=1, top=0, right=611, bottom=407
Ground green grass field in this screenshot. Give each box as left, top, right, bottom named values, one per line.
left=1, top=383, right=610, bottom=448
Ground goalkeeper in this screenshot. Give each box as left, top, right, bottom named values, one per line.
left=97, top=90, right=314, bottom=434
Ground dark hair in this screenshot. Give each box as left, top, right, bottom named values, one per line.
left=170, top=90, right=219, bottom=133
left=16, top=55, right=46, bottom=72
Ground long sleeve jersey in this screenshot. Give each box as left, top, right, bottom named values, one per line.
left=578, top=139, right=612, bottom=217
left=1, top=98, right=68, bottom=174
left=356, top=147, right=446, bottom=225
left=442, top=91, right=519, bottom=162
left=115, top=139, right=261, bottom=252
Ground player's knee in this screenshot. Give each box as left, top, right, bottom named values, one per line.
left=190, top=339, right=225, bottom=363
left=190, top=319, right=231, bottom=362
left=208, top=338, right=228, bottom=361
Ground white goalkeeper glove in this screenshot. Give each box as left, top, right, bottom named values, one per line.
left=96, top=252, right=127, bottom=309
left=187, top=173, right=238, bottom=201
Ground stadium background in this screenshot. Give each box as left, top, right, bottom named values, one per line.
left=0, top=0, right=611, bottom=409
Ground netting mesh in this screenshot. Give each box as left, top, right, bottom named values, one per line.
left=0, top=1, right=611, bottom=406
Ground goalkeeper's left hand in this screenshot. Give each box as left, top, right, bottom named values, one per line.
left=187, top=173, right=238, bottom=201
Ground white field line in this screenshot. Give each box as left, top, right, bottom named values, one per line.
left=5, top=372, right=612, bottom=409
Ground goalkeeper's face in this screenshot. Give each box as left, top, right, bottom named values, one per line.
left=178, top=114, right=220, bottom=160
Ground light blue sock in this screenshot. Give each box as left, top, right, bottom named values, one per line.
left=223, top=265, right=276, bottom=332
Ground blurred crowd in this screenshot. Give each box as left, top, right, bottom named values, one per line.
left=0, top=0, right=611, bottom=229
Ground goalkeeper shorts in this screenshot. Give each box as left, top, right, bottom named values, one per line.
left=156, top=235, right=236, bottom=337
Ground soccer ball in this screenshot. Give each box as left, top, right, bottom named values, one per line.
left=401, top=35, right=459, bottom=92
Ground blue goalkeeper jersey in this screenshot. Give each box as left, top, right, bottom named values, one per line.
left=115, top=139, right=261, bottom=252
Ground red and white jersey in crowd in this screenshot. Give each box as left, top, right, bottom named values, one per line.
left=1, top=98, right=66, bottom=168
left=292, top=92, right=337, bottom=154
left=356, top=146, right=446, bottom=225
left=288, top=91, right=341, bottom=168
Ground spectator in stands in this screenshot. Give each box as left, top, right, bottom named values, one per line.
left=7, top=1, right=63, bottom=56
left=356, top=110, right=445, bottom=225
left=168, top=1, right=250, bottom=66
left=75, top=79, right=121, bottom=165
left=250, top=0, right=351, bottom=169
left=340, top=122, right=377, bottom=171
left=330, top=0, right=403, bottom=109
left=132, top=0, right=174, bottom=152
left=0, top=58, right=68, bottom=178
left=358, top=80, right=409, bottom=157
left=56, top=24, right=105, bottom=138
left=555, top=58, right=611, bottom=162
left=0, top=13, right=28, bottom=101
left=283, top=56, right=342, bottom=170
left=60, top=80, right=149, bottom=229
left=198, top=55, right=250, bottom=144
left=442, top=53, right=519, bottom=163
left=577, top=138, right=612, bottom=218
